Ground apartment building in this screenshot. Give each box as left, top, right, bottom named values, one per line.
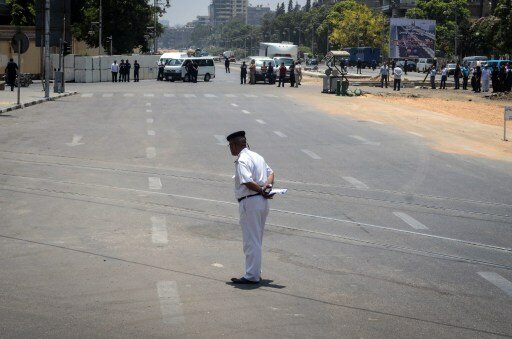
left=211, top=0, right=248, bottom=26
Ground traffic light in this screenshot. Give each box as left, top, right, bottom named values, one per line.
left=63, top=41, right=71, bottom=56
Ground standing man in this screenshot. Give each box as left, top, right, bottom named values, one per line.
left=119, top=59, right=125, bottom=82
left=192, top=59, right=199, bottom=83
left=133, top=60, right=140, bottom=82
left=482, top=66, right=491, bottom=92
left=289, top=62, right=296, bottom=88
left=277, top=62, right=286, bottom=87
left=393, top=64, right=403, bottom=91
left=429, top=66, right=436, bottom=89
left=125, top=59, right=131, bottom=82
left=462, top=64, right=469, bottom=90
left=295, top=61, right=302, bottom=87
left=404, top=59, right=408, bottom=75
left=260, top=61, right=268, bottom=84
left=440, top=65, right=447, bottom=89
left=266, top=62, right=274, bottom=84
left=225, top=57, right=230, bottom=73
left=474, top=65, right=482, bottom=93
left=356, top=58, right=362, bottom=74
left=240, top=61, right=247, bottom=84
left=453, top=63, right=461, bottom=89
left=5, top=58, right=18, bottom=91
left=111, top=60, right=119, bottom=83
left=380, top=63, right=388, bottom=88
left=249, top=59, right=256, bottom=85
left=157, top=60, right=165, bottom=81
left=227, top=131, right=274, bottom=285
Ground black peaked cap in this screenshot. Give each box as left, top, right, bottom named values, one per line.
left=226, top=131, right=245, bottom=142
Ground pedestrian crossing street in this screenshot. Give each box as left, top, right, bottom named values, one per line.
left=80, top=92, right=280, bottom=99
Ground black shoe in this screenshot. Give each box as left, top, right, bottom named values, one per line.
left=231, top=277, right=260, bottom=284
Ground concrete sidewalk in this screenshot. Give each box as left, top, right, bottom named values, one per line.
left=0, top=81, right=77, bottom=114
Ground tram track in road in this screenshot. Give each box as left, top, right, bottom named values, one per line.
left=0, top=172, right=511, bottom=258
left=0, top=182, right=511, bottom=272
left=1, top=153, right=511, bottom=224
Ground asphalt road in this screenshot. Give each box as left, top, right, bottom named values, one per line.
left=1, top=66, right=511, bottom=338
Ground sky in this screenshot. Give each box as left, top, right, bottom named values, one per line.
left=163, top=0, right=307, bottom=27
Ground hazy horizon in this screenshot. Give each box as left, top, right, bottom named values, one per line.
left=163, top=0, right=307, bottom=27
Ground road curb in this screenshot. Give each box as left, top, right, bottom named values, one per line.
left=0, top=91, right=78, bottom=115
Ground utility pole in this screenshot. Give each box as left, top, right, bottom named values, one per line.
left=154, top=0, right=158, bottom=53
left=44, top=0, right=50, bottom=98
left=99, top=0, right=102, bottom=82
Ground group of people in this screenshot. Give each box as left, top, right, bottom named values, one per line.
left=239, top=59, right=302, bottom=88
left=110, top=59, right=140, bottom=83
left=379, top=60, right=512, bottom=93
left=184, top=59, right=199, bottom=83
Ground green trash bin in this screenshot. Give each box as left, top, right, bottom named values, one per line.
left=341, top=79, right=349, bottom=96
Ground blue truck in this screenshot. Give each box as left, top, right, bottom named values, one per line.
left=343, top=47, right=380, bottom=68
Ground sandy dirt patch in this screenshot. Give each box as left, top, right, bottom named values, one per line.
left=293, top=76, right=512, bottom=162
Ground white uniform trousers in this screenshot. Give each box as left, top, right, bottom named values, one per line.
left=239, top=195, right=269, bottom=281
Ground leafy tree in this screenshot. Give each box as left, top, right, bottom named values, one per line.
left=493, top=0, right=512, bottom=54
left=71, top=0, right=157, bottom=54
left=288, top=0, right=293, bottom=13
left=6, top=0, right=35, bottom=26
left=304, top=0, right=311, bottom=12
left=328, top=0, right=386, bottom=49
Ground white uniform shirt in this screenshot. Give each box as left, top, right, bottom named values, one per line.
left=111, top=63, right=119, bottom=72
left=393, top=67, right=402, bottom=79
left=482, top=68, right=490, bottom=81
left=380, top=65, right=388, bottom=75
left=234, top=148, right=273, bottom=200
left=441, top=68, right=447, bottom=77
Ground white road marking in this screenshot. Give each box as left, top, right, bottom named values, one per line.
left=145, top=103, right=152, bottom=106
left=157, top=281, right=184, bottom=325
left=102, top=93, right=113, bottom=98
left=204, top=94, right=217, bottom=98
left=146, top=147, right=156, bottom=159
left=65, top=135, right=84, bottom=147
left=148, top=130, right=156, bottom=136
left=81, top=93, right=93, bottom=98
left=184, top=94, right=196, bottom=98
left=244, top=94, right=257, bottom=98
left=242, top=110, right=251, bottom=114
left=264, top=94, right=278, bottom=98
left=147, top=118, right=154, bottom=124
left=225, top=94, right=237, bottom=98
left=146, top=109, right=153, bottom=113
left=164, top=93, right=176, bottom=98
left=408, top=131, right=424, bottom=138
left=301, top=149, right=321, bottom=159
left=478, top=272, right=512, bottom=297
left=274, top=131, right=287, bottom=138
left=214, top=135, right=228, bottom=146
left=144, top=93, right=155, bottom=97
left=393, top=212, right=429, bottom=230
left=256, top=119, right=266, bottom=125
left=212, top=263, right=224, bottom=268
left=350, top=135, right=381, bottom=146
left=151, top=216, right=168, bottom=245
left=148, top=177, right=162, bottom=190
left=342, top=177, right=369, bottom=190
left=124, top=93, right=134, bottom=97
left=231, top=103, right=238, bottom=107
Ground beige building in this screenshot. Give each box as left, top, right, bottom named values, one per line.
left=211, top=0, right=248, bottom=26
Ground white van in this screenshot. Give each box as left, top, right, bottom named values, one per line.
left=164, top=57, right=215, bottom=82
left=416, top=58, right=434, bottom=72
left=159, top=52, right=188, bottom=66
left=462, top=56, right=488, bottom=69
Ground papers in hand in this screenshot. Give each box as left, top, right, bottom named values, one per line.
left=268, top=188, right=287, bottom=196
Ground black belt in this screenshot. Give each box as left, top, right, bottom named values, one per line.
left=238, top=192, right=261, bottom=203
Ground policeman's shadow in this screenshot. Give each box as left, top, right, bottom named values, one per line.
left=226, top=279, right=286, bottom=290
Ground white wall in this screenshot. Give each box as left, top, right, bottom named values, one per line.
left=50, top=54, right=161, bottom=83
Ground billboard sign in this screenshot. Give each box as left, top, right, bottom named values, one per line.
left=389, top=18, right=436, bottom=59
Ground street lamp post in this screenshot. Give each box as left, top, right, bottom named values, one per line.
left=106, top=35, right=113, bottom=55
left=283, top=28, right=291, bottom=42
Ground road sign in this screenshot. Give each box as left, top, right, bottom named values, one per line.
left=504, top=107, right=512, bottom=141
left=11, top=32, right=29, bottom=54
